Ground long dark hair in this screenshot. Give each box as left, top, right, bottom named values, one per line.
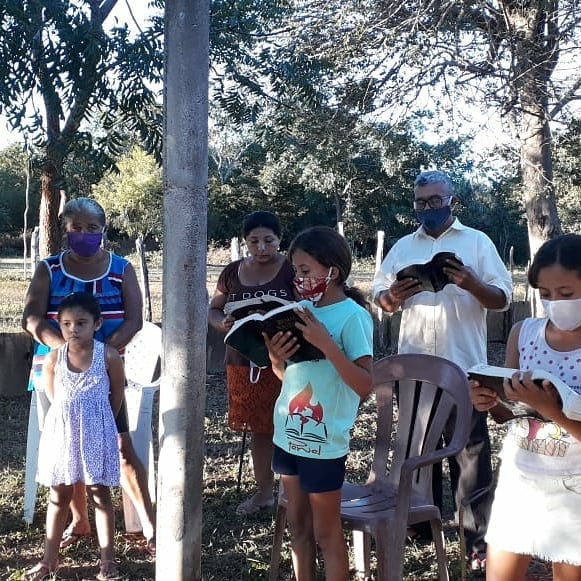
left=288, top=226, right=369, bottom=309
left=242, top=211, right=282, bottom=238
left=528, top=234, right=581, bottom=287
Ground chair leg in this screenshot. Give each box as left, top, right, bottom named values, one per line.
left=352, top=530, right=371, bottom=579
left=375, top=525, right=408, bottom=581
left=374, top=528, right=390, bottom=581
left=458, top=504, right=467, bottom=581
left=430, top=519, right=449, bottom=581
left=269, top=503, right=287, bottom=581
left=122, top=386, right=157, bottom=533
left=23, top=391, right=40, bottom=524
left=236, top=431, right=247, bottom=493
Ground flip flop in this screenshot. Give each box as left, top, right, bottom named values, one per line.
left=145, top=536, right=156, bottom=557
left=23, top=561, right=59, bottom=581
left=235, top=494, right=274, bottom=516
left=60, top=530, right=91, bottom=549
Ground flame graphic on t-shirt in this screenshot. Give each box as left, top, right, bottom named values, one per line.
left=288, top=383, right=324, bottom=424
left=285, top=383, right=328, bottom=444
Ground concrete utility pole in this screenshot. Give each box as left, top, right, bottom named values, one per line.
left=157, top=1, right=209, bottom=579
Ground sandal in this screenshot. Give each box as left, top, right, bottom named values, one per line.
left=235, top=494, right=274, bottom=516
left=96, top=560, right=121, bottom=580
left=60, top=529, right=91, bottom=549
left=145, top=536, right=156, bottom=557
left=23, top=561, right=58, bottom=580
left=469, top=551, right=487, bottom=574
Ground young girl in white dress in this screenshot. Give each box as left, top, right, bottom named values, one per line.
left=471, top=234, right=581, bottom=580
left=25, top=292, right=125, bottom=581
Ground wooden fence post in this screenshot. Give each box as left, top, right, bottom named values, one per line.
left=230, top=237, right=240, bottom=261
left=31, top=227, right=40, bottom=269
left=136, top=236, right=152, bottom=322
left=375, top=230, right=386, bottom=350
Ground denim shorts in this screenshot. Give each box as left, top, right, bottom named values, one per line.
left=272, top=445, right=346, bottom=493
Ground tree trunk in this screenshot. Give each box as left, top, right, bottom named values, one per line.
left=508, top=1, right=562, bottom=315
left=520, top=105, right=561, bottom=256
left=509, top=1, right=562, bottom=259
left=157, top=1, right=209, bottom=579
left=39, top=158, right=65, bottom=258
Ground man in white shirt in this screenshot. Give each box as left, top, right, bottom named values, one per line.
left=373, top=170, right=512, bottom=571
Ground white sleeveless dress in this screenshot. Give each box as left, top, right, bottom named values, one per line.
left=37, top=340, right=120, bottom=486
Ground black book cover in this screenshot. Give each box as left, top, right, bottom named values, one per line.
left=224, top=303, right=325, bottom=368
left=466, top=364, right=581, bottom=421
left=396, top=251, right=462, bottom=293
left=224, top=296, right=292, bottom=320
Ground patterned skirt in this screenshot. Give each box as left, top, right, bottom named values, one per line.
left=226, top=364, right=281, bottom=434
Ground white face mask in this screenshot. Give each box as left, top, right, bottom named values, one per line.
left=542, top=297, right=581, bottom=331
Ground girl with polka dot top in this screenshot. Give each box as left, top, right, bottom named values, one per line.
left=471, top=234, right=581, bottom=580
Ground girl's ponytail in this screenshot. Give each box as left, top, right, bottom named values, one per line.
left=343, top=283, right=370, bottom=311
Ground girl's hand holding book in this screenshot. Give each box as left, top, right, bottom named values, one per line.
left=264, top=330, right=299, bottom=369
left=294, top=306, right=334, bottom=354
left=222, top=313, right=235, bottom=331
left=505, top=371, right=562, bottom=421
left=470, top=379, right=500, bottom=412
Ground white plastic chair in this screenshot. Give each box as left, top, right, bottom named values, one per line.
left=23, top=389, right=41, bottom=524
left=22, top=322, right=162, bottom=532
left=120, top=321, right=162, bottom=532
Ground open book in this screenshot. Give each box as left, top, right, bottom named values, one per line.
left=224, top=303, right=325, bottom=368
left=224, top=296, right=292, bottom=320
left=396, top=252, right=463, bottom=293
left=467, top=363, right=581, bottom=421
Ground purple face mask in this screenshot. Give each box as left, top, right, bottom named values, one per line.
left=67, top=232, right=103, bottom=257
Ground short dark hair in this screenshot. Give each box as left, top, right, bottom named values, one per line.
left=528, top=234, right=581, bottom=287
left=242, top=211, right=282, bottom=238
left=57, top=292, right=102, bottom=321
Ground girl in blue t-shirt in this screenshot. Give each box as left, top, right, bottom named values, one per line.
left=265, top=226, right=373, bottom=581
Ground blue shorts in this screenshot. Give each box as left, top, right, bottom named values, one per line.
left=272, top=445, right=346, bottom=493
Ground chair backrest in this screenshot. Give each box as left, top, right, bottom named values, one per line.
left=369, top=353, right=472, bottom=500
left=124, top=321, right=162, bottom=386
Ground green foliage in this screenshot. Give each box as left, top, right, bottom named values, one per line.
left=92, top=147, right=162, bottom=242
left=207, top=105, right=530, bottom=260
left=0, top=1, right=163, bottom=170
left=0, top=145, right=40, bottom=235
left=209, top=0, right=329, bottom=124
left=554, top=119, right=581, bottom=234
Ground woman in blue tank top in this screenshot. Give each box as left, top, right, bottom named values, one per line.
left=22, top=197, right=156, bottom=560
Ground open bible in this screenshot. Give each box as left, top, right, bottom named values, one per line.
left=224, top=295, right=292, bottom=320
left=396, top=251, right=463, bottom=293
left=467, top=363, right=581, bottom=421
left=224, top=303, right=325, bottom=368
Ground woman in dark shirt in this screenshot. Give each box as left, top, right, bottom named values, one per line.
left=208, top=211, right=295, bottom=515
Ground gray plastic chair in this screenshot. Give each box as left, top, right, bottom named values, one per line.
left=269, top=353, right=473, bottom=581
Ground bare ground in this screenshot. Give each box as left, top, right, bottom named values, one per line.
left=0, top=355, right=553, bottom=580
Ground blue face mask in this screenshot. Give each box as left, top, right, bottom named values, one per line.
left=415, top=206, right=452, bottom=231
left=67, top=232, right=103, bottom=257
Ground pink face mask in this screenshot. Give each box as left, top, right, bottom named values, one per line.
left=294, top=268, right=333, bottom=303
